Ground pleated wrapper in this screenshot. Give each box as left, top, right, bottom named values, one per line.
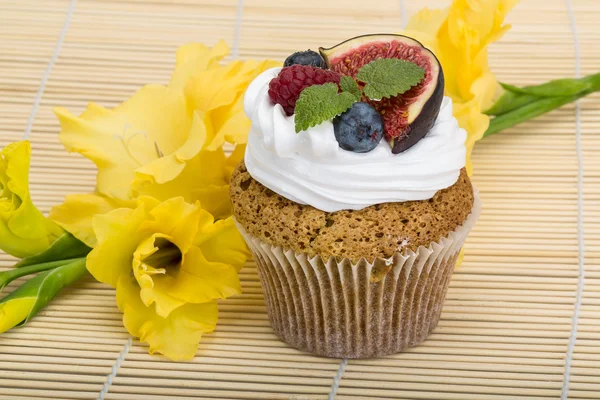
left=235, top=190, right=481, bottom=358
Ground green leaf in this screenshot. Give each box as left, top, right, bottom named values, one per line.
left=484, top=90, right=538, bottom=116
left=340, top=76, right=362, bottom=101
left=15, top=233, right=91, bottom=268
left=356, top=58, right=424, bottom=100
left=484, top=91, right=592, bottom=138
left=484, top=72, right=600, bottom=137
left=294, top=83, right=356, bottom=133
left=0, top=259, right=87, bottom=329
left=500, top=73, right=600, bottom=97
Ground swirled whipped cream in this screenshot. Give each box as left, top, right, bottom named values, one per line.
left=243, top=67, right=466, bottom=212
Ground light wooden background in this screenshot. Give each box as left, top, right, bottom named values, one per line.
left=0, top=0, right=599, bottom=399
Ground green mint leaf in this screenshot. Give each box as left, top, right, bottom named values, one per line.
left=294, top=83, right=356, bottom=133
left=356, top=58, right=425, bottom=100
left=340, top=76, right=362, bottom=101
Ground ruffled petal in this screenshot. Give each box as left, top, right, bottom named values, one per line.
left=186, top=58, right=281, bottom=147
left=196, top=217, right=250, bottom=272
left=50, top=192, right=134, bottom=247
left=192, top=184, right=231, bottom=221
left=86, top=204, right=151, bottom=287
left=54, top=85, right=194, bottom=200
left=134, top=148, right=229, bottom=217
left=169, top=41, right=229, bottom=90
left=140, top=244, right=241, bottom=317
left=133, top=110, right=207, bottom=187
left=225, top=144, right=246, bottom=180
left=117, top=275, right=218, bottom=361
left=139, top=196, right=205, bottom=253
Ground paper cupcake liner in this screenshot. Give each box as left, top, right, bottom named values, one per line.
left=235, top=189, right=481, bottom=359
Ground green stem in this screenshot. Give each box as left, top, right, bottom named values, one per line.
left=15, top=233, right=91, bottom=268
left=484, top=91, right=538, bottom=116
left=501, top=73, right=600, bottom=98
left=483, top=88, right=594, bottom=138
left=0, top=257, right=86, bottom=292
left=0, top=259, right=89, bottom=330
left=483, top=72, right=600, bottom=137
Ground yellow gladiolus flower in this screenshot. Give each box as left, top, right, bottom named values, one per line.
left=53, top=41, right=278, bottom=221
left=54, top=85, right=202, bottom=201
left=0, top=141, right=63, bottom=258
left=133, top=47, right=279, bottom=217
left=404, top=0, right=518, bottom=174
left=130, top=111, right=233, bottom=219
left=86, top=196, right=249, bottom=360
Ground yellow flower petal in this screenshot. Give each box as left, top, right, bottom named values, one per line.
left=456, top=248, right=465, bottom=267
left=192, top=185, right=231, bottom=220
left=86, top=206, right=149, bottom=286
left=139, top=196, right=205, bottom=253
left=134, top=234, right=186, bottom=317
left=185, top=58, right=281, bottom=146
left=169, top=41, right=230, bottom=90
left=210, top=60, right=281, bottom=144
left=213, top=98, right=251, bottom=145
left=404, top=7, right=449, bottom=47
left=50, top=192, right=134, bottom=247
left=175, top=246, right=241, bottom=301
left=133, top=110, right=207, bottom=188
left=185, top=61, right=244, bottom=113
left=196, top=217, right=250, bottom=272
left=453, top=99, right=490, bottom=175
left=55, top=84, right=195, bottom=200
left=138, top=244, right=241, bottom=318
left=0, top=296, right=36, bottom=334
left=0, top=141, right=62, bottom=258
left=134, top=148, right=229, bottom=217
left=225, top=144, right=246, bottom=180
left=117, top=275, right=218, bottom=361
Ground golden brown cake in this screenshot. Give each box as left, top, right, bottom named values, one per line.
left=231, top=161, right=474, bottom=263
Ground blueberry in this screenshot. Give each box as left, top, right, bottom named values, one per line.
left=333, top=102, right=384, bottom=153
left=284, top=50, right=326, bottom=69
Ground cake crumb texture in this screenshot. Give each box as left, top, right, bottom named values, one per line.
left=230, top=161, right=474, bottom=262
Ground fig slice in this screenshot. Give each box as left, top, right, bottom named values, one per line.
left=320, top=34, right=444, bottom=153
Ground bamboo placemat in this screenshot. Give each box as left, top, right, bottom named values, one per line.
left=1, top=0, right=599, bottom=399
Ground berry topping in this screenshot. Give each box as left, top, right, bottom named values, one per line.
left=321, top=34, right=444, bottom=153
left=268, top=65, right=341, bottom=116
left=333, top=102, right=384, bottom=153
left=284, top=50, right=327, bottom=69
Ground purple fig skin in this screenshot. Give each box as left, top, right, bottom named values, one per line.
left=391, top=65, right=445, bottom=154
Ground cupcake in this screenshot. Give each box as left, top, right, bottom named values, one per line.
left=231, top=34, right=481, bottom=358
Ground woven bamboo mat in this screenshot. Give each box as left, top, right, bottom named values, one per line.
left=1, top=0, right=599, bottom=399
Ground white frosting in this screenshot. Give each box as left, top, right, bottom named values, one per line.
left=243, top=67, right=467, bottom=212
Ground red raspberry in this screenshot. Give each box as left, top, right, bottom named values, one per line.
left=268, top=65, right=341, bottom=116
